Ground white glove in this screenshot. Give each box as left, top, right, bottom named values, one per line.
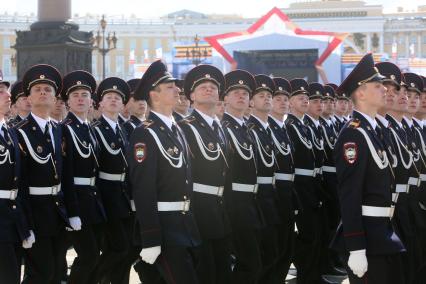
left=69, top=217, right=82, bottom=231
left=140, top=246, right=161, bottom=264
left=22, top=230, right=35, bottom=249
left=348, top=249, right=368, bottom=278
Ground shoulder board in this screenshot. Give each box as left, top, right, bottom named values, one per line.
left=13, top=118, right=28, bottom=129
left=247, top=122, right=256, bottom=130
left=63, top=118, right=72, bottom=125
left=180, top=115, right=196, bottom=124
left=142, top=119, right=154, bottom=128
left=348, top=119, right=360, bottom=128
left=90, top=120, right=101, bottom=128
left=221, top=120, right=230, bottom=128
left=285, top=118, right=294, bottom=125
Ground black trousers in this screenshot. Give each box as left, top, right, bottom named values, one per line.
left=155, top=245, right=199, bottom=284
left=134, top=257, right=166, bottom=284
left=90, top=217, right=131, bottom=283
left=192, top=236, right=232, bottom=284
left=343, top=253, right=404, bottom=284
left=231, top=228, right=262, bottom=284
left=0, top=242, right=22, bottom=284
left=68, top=223, right=103, bottom=284
left=22, top=230, right=67, bottom=284
left=293, top=205, right=322, bottom=284
left=257, top=225, right=279, bottom=284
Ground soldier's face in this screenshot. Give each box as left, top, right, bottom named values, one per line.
left=100, top=92, right=123, bottom=114
left=152, top=82, right=180, bottom=108
left=272, top=94, right=289, bottom=116
left=389, top=85, right=407, bottom=113
left=407, top=90, right=420, bottom=115
left=384, top=83, right=399, bottom=109
left=68, top=89, right=92, bottom=114
left=128, top=97, right=147, bottom=117
left=28, top=83, right=56, bottom=110
left=321, top=98, right=334, bottom=116
left=307, top=98, right=324, bottom=118
left=224, top=88, right=250, bottom=112
left=215, top=101, right=225, bottom=118
left=364, top=81, right=386, bottom=110
left=335, top=99, right=349, bottom=115
left=289, top=94, right=309, bottom=114
left=0, top=84, right=11, bottom=116
left=418, top=92, right=426, bottom=115
left=250, top=90, right=272, bottom=113
left=191, top=81, right=219, bottom=107
left=16, top=96, right=32, bottom=112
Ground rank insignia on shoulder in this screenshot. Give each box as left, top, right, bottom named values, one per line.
left=142, top=120, right=153, bottom=128
left=90, top=120, right=101, bottom=128
left=222, top=121, right=230, bottom=128
left=349, top=120, right=360, bottom=128
left=134, top=142, right=146, bottom=163
left=13, top=119, right=28, bottom=129
left=167, top=147, right=174, bottom=155
left=343, top=142, right=357, bottom=164
left=182, top=116, right=195, bottom=124
left=63, top=118, right=72, bottom=125
left=173, top=146, right=179, bottom=154
left=0, top=145, right=4, bottom=152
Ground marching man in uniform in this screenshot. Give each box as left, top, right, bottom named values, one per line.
left=128, top=60, right=201, bottom=284
left=331, top=54, right=405, bottom=283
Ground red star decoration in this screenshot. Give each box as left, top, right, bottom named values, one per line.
left=205, top=7, right=348, bottom=70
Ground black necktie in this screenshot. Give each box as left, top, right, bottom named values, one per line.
left=212, top=120, right=220, bottom=137
left=171, top=124, right=184, bottom=148
left=44, top=122, right=54, bottom=153
left=1, top=125, right=12, bottom=146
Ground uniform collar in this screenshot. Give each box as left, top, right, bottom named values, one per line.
left=353, top=109, right=377, bottom=129
left=269, top=115, right=284, bottom=128
left=304, top=114, right=320, bottom=128
left=335, top=115, right=345, bottom=122
left=0, top=119, right=5, bottom=130
left=386, top=114, right=403, bottom=128
left=31, top=112, right=51, bottom=131
left=413, top=117, right=423, bottom=128
left=403, top=116, right=413, bottom=127
left=225, top=112, right=245, bottom=126
left=118, top=113, right=129, bottom=122
left=194, top=109, right=215, bottom=128
left=251, top=114, right=269, bottom=130
left=151, top=110, right=175, bottom=130
left=71, top=112, right=88, bottom=125
left=376, top=114, right=389, bottom=128
left=102, top=114, right=119, bottom=130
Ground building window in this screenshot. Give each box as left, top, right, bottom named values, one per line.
left=116, top=38, right=124, bottom=50
left=3, top=37, right=10, bottom=49
left=92, top=55, right=98, bottom=77
left=130, top=39, right=137, bottom=51
left=2, top=55, right=11, bottom=76
left=142, top=39, right=149, bottom=50
left=411, top=35, right=417, bottom=44
left=116, top=55, right=125, bottom=77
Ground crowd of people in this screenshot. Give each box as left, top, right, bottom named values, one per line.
left=0, top=52, right=425, bottom=284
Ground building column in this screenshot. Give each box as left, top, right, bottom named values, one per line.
left=405, top=34, right=410, bottom=58
left=417, top=33, right=422, bottom=58
left=366, top=33, right=371, bottom=52
left=380, top=32, right=384, bottom=53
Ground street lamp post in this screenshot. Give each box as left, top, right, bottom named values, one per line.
left=93, top=15, right=118, bottom=80
left=185, top=34, right=208, bottom=66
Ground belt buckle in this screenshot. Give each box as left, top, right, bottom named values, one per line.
left=217, top=186, right=224, bottom=196
left=120, top=173, right=125, bottom=181
left=389, top=206, right=395, bottom=218
left=9, top=189, right=18, bottom=200
left=90, top=177, right=96, bottom=186
left=51, top=186, right=58, bottom=195
left=291, top=174, right=295, bottom=182
left=253, top=184, right=258, bottom=194
left=312, top=169, right=317, bottom=177
left=182, top=200, right=190, bottom=212
left=417, top=178, right=421, bottom=187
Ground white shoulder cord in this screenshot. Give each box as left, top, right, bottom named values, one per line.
left=227, top=128, right=254, bottom=161
left=18, top=128, right=52, bottom=164
left=251, top=129, right=274, bottom=167
left=356, top=128, right=389, bottom=169
left=321, top=125, right=335, bottom=150
left=94, top=126, right=122, bottom=156
left=0, top=149, right=13, bottom=165
left=414, top=127, right=426, bottom=157
left=67, top=125, right=92, bottom=158
left=188, top=124, right=221, bottom=161
left=389, top=128, right=413, bottom=169
left=130, top=122, right=137, bottom=129
left=290, top=124, right=312, bottom=149
left=270, top=130, right=291, bottom=156
left=307, top=126, right=324, bottom=150
left=147, top=128, right=183, bottom=168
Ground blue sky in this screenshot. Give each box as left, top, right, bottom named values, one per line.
left=1, top=0, right=425, bottom=18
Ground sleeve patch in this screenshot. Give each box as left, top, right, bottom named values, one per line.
left=343, top=142, right=357, bottom=164
left=134, top=142, right=146, bottom=163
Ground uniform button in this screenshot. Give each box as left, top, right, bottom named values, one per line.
left=94, top=192, right=97, bottom=196
left=55, top=202, right=59, bottom=206
left=185, top=180, right=188, bottom=184
left=12, top=205, right=16, bottom=209
left=54, top=175, right=58, bottom=179
left=183, top=195, right=187, bottom=200
left=93, top=169, right=96, bottom=173
left=181, top=211, right=186, bottom=215
left=14, top=177, right=17, bottom=181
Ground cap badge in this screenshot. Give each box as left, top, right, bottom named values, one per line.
left=300, top=87, right=304, bottom=90
left=390, top=75, right=396, bottom=80
left=278, top=87, right=283, bottom=91
left=113, top=85, right=117, bottom=90
left=239, top=80, right=244, bottom=84
left=40, top=75, right=45, bottom=79
left=205, top=74, right=211, bottom=78
left=77, top=81, right=82, bottom=85
left=262, top=83, right=266, bottom=87
left=316, top=91, right=320, bottom=95
left=411, top=83, right=415, bottom=88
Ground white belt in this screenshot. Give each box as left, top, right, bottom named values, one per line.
left=0, top=189, right=18, bottom=200
left=193, top=183, right=224, bottom=197
left=420, top=174, right=426, bottom=182
left=29, top=184, right=61, bottom=196
left=256, top=176, right=274, bottom=184
left=232, top=183, right=258, bottom=193
left=315, top=167, right=323, bottom=175
left=99, top=171, right=126, bottom=182
left=130, top=200, right=136, bottom=212
left=74, top=177, right=96, bottom=186
left=157, top=200, right=190, bottom=212
left=395, top=184, right=409, bottom=193
left=408, top=177, right=420, bottom=187
left=362, top=205, right=394, bottom=218
left=294, top=168, right=316, bottom=177
left=274, top=173, right=294, bottom=182
left=392, top=193, right=398, bottom=203
left=322, top=166, right=336, bottom=173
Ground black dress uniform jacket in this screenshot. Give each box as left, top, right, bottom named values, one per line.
left=92, top=116, right=132, bottom=220
left=15, top=114, right=68, bottom=236
left=61, top=112, right=106, bottom=225
left=179, top=110, right=231, bottom=239
left=128, top=112, right=201, bottom=248
left=221, top=113, right=264, bottom=230
left=331, top=111, right=405, bottom=255
left=0, top=125, right=30, bottom=242
left=123, top=115, right=143, bottom=139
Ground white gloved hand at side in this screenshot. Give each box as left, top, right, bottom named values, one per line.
left=140, top=246, right=161, bottom=264
left=22, top=230, right=35, bottom=249
left=69, top=217, right=82, bottom=231
left=348, top=249, right=368, bottom=278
